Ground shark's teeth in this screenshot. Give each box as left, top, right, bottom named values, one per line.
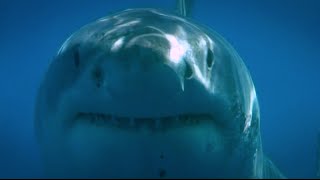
left=111, top=115, right=116, bottom=125
left=75, top=113, right=213, bottom=131
left=155, top=118, right=161, bottom=129
left=116, top=116, right=131, bottom=128
left=129, top=117, right=135, bottom=127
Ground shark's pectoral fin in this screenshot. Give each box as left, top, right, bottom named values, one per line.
left=263, top=156, right=286, bottom=179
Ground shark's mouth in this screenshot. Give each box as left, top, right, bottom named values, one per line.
left=74, top=112, right=214, bottom=131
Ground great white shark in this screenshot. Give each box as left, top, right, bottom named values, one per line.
left=34, top=1, right=286, bottom=178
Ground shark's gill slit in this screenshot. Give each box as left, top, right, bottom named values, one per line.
left=92, top=66, right=104, bottom=88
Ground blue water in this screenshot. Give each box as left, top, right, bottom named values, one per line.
left=0, top=0, right=319, bottom=178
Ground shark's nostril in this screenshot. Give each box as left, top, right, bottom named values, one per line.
left=92, top=66, right=104, bottom=88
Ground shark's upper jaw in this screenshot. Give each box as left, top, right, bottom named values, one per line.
left=60, top=56, right=232, bottom=132
left=63, top=53, right=226, bottom=132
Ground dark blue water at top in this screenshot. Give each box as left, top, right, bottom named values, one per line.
left=0, top=0, right=319, bottom=178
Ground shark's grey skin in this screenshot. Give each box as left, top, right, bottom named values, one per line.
left=34, top=8, right=285, bottom=178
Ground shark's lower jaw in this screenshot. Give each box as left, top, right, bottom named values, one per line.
left=52, top=111, right=236, bottom=179
left=41, top=89, right=244, bottom=178
left=74, top=112, right=215, bottom=132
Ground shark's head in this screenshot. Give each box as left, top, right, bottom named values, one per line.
left=35, top=9, right=262, bottom=178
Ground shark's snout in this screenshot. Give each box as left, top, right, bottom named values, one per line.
left=58, top=15, right=221, bottom=119
left=83, top=34, right=195, bottom=103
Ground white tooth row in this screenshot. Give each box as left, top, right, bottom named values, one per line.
left=77, top=113, right=212, bottom=130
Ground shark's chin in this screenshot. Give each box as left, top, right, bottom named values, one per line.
left=60, top=114, right=233, bottom=178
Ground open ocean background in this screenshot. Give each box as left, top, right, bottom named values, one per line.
left=0, top=0, right=319, bottom=178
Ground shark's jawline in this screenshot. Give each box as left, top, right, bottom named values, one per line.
left=74, top=112, right=216, bottom=131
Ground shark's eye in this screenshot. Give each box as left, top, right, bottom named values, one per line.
left=73, top=48, right=80, bottom=68
left=184, top=63, right=193, bottom=79
left=206, top=48, right=214, bottom=69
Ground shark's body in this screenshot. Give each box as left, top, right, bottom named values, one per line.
left=34, top=8, right=285, bottom=178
